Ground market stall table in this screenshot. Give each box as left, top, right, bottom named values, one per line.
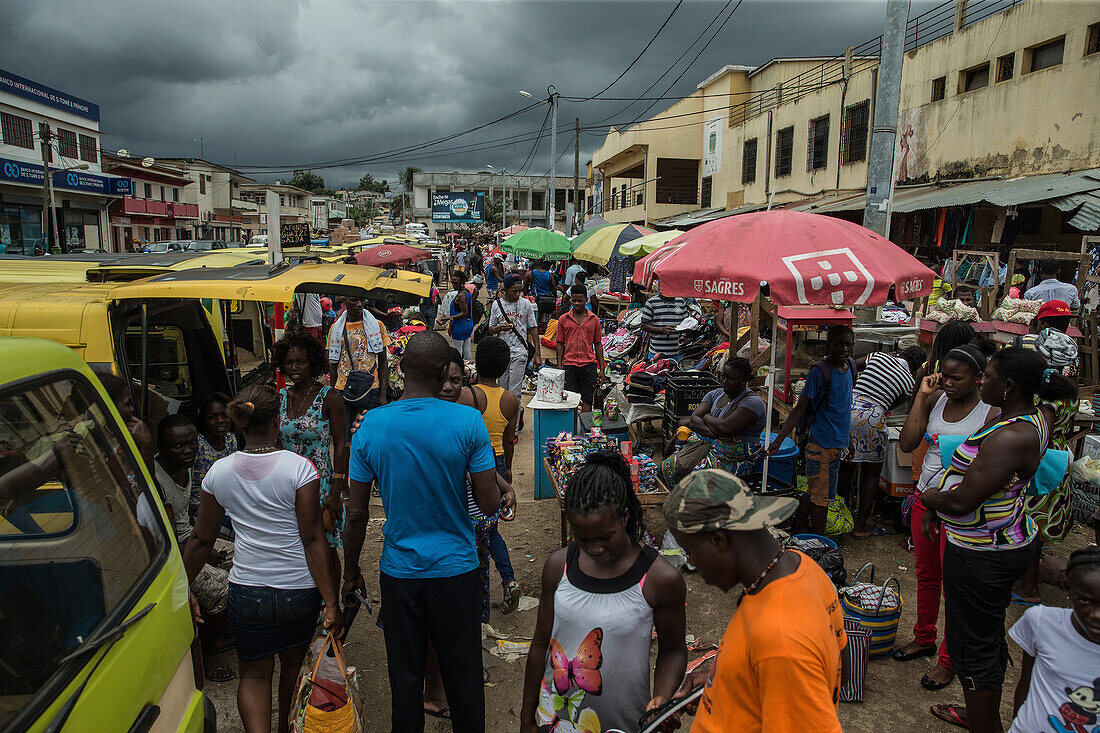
left=543, top=457, right=669, bottom=547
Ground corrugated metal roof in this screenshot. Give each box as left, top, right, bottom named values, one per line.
left=891, top=170, right=1100, bottom=213
left=654, top=203, right=768, bottom=228
left=789, top=192, right=866, bottom=213
left=1051, top=190, right=1100, bottom=232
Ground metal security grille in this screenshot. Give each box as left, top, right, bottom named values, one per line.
left=807, top=115, right=829, bottom=171
left=1, top=111, right=33, bottom=149
left=775, top=127, right=794, bottom=177
left=700, top=176, right=712, bottom=208
left=841, top=101, right=870, bottom=164
left=58, top=129, right=78, bottom=158
left=742, top=138, right=757, bottom=184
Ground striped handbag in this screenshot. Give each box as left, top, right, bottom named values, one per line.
left=839, top=617, right=871, bottom=703
left=841, top=563, right=903, bottom=659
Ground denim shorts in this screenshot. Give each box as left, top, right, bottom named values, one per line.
left=227, top=583, right=321, bottom=661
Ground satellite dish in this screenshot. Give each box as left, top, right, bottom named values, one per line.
left=141, top=157, right=155, bottom=168
left=117, top=149, right=130, bottom=158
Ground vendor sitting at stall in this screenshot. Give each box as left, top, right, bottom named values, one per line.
left=659, top=356, right=766, bottom=486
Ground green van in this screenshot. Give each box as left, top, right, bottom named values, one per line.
left=0, top=338, right=212, bottom=732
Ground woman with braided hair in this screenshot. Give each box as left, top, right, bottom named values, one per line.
left=521, top=452, right=686, bottom=733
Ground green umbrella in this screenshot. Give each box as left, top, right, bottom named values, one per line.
left=617, top=229, right=684, bottom=257
left=500, top=227, right=572, bottom=261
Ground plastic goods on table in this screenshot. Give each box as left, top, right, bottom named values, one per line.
left=545, top=429, right=661, bottom=496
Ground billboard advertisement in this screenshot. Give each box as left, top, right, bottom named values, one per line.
left=432, top=192, right=484, bottom=223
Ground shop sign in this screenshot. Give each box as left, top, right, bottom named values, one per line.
left=702, top=117, right=722, bottom=176
left=0, top=67, right=100, bottom=122
left=110, top=217, right=132, bottom=227
left=0, top=156, right=131, bottom=196
left=281, top=222, right=309, bottom=247
left=432, top=192, right=484, bottom=223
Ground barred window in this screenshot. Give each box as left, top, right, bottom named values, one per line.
left=1, top=112, right=34, bottom=149
left=807, top=115, right=829, bottom=171
left=700, top=176, right=712, bottom=208
left=931, top=76, right=946, bottom=102
left=775, top=127, right=794, bottom=178
left=840, top=101, right=869, bottom=164
left=78, top=134, right=97, bottom=163
left=58, top=129, right=78, bottom=159
left=742, top=138, right=757, bottom=184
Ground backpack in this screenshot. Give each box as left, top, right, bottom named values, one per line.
left=796, top=357, right=857, bottom=446
left=471, top=293, right=485, bottom=325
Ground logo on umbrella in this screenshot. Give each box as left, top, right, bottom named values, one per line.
left=377, top=249, right=392, bottom=257
left=781, top=248, right=875, bottom=305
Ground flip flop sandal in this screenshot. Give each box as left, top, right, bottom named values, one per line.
left=1011, top=593, right=1040, bottom=607
left=424, top=705, right=450, bottom=720
left=930, top=704, right=968, bottom=729
left=852, top=526, right=887, bottom=540
left=205, top=664, right=237, bottom=683
left=921, top=674, right=951, bottom=691
left=892, top=645, right=936, bottom=662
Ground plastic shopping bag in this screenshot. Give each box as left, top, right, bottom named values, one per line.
left=291, top=635, right=362, bottom=733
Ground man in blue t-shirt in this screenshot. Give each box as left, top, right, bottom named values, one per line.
left=767, top=324, right=855, bottom=535
left=343, top=330, right=511, bottom=731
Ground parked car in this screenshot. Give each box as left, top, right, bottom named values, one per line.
left=182, top=240, right=228, bottom=252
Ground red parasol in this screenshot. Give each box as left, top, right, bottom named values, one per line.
left=354, top=244, right=432, bottom=267
left=633, top=211, right=934, bottom=306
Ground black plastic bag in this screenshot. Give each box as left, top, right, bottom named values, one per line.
left=790, top=536, right=847, bottom=586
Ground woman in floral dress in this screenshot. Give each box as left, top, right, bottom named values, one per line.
left=273, top=334, right=348, bottom=549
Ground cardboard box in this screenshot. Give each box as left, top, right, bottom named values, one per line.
left=880, top=442, right=915, bottom=497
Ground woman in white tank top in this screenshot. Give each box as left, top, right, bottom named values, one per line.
left=521, top=453, right=687, bottom=733
left=895, top=344, right=995, bottom=691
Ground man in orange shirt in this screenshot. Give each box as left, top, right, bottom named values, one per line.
left=662, top=469, right=847, bottom=732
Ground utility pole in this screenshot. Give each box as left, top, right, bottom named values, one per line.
left=862, top=0, right=910, bottom=237
left=502, top=167, right=507, bottom=231
left=39, top=122, right=52, bottom=254
left=548, top=86, right=558, bottom=230
left=573, top=117, right=580, bottom=235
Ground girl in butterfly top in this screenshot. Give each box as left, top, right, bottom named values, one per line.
left=521, top=452, right=687, bottom=733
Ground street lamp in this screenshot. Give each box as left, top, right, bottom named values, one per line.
left=518, top=86, right=560, bottom=230
left=486, top=164, right=507, bottom=231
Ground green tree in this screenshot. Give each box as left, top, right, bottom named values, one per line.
left=355, top=173, right=389, bottom=193
left=398, top=166, right=422, bottom=192
left=289, top=169, right=326, bottom=193
left=483, top=195, right=503, bottom=230
left=348, top=205, right=370, bottom=226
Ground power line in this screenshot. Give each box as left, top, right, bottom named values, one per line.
left=574, top=0, right=685, bottom=101
left=626, top=0, right=746, bottom=126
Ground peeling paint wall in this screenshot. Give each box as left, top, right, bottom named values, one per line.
left=897, top=0, right=1100, bottom=183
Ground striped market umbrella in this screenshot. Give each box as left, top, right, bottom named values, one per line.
left=570, top=223, right=655, bottom=266
left=617, top=229, right=684, bottom=257
left=499, top=227, right=572, bottom=261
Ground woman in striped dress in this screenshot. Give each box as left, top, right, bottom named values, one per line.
left=920, top=347, right=1072, bottom=733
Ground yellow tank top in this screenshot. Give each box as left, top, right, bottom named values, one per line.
left=472, top=384, right=509, bottom=455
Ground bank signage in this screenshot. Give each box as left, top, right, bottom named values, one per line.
left=432, top=191, right=484, bottom=223
left=0, top=67, right=100, bottom=122
left=0, top=156, right=132, bottom=196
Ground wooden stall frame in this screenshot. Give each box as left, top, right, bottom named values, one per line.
left=948, top=248, right=1000, bottom=320
left=1005, top=243, right=1095, bottom=385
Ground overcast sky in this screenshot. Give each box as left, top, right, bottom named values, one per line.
left=4, top=0, right=938, bottom=189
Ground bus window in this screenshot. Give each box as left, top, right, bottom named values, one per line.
left=123, top=325, right=193, bottom=399
left=0, top=376, right=166, bottom=720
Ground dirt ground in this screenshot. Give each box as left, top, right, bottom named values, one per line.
left=205, top=333, right=1093, bottom=732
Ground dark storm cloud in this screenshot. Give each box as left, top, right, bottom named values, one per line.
left=0, top=0, right=930, bottom=188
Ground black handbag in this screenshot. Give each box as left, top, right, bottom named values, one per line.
left=493, top=297, right=536, bottom=360
left=340, top=326, right=376, bottom=406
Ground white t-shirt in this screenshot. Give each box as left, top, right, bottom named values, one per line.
left=295, top=293, right=323, bottom=328
left=1008, top=605, right=1100, bottom=733
left=488, top=296, right=537, bottom=358
left=202, top=450, right=319, bottom=589
left=154, top=461, right=192, bottom=544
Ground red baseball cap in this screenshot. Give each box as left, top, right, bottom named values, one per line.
left=1037, top=300, right=1072, bottom=319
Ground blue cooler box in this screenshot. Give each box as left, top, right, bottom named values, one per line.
left=751, top=433, right=798, bottom=485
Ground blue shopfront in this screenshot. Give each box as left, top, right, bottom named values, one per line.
left=0, top=157, right=132, bottom=254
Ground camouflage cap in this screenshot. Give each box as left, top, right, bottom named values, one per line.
left=663, top=469, right=798, bottom=533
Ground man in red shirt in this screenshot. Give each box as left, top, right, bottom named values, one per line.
left=556, top=284, right=605, bottom=412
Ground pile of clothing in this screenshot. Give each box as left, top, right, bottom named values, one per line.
left=991, top=297, right=1040, bottom=324
left=924, top=298, right=980, bottom=324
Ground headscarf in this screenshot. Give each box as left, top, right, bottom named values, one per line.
left=1034, top=327, right=1077, bottom=368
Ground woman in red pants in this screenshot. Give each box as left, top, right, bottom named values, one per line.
left=896, top=344, right=995, bottom=689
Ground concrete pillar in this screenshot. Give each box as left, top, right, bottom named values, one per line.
left=954, top=0, right=967, bottom=32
